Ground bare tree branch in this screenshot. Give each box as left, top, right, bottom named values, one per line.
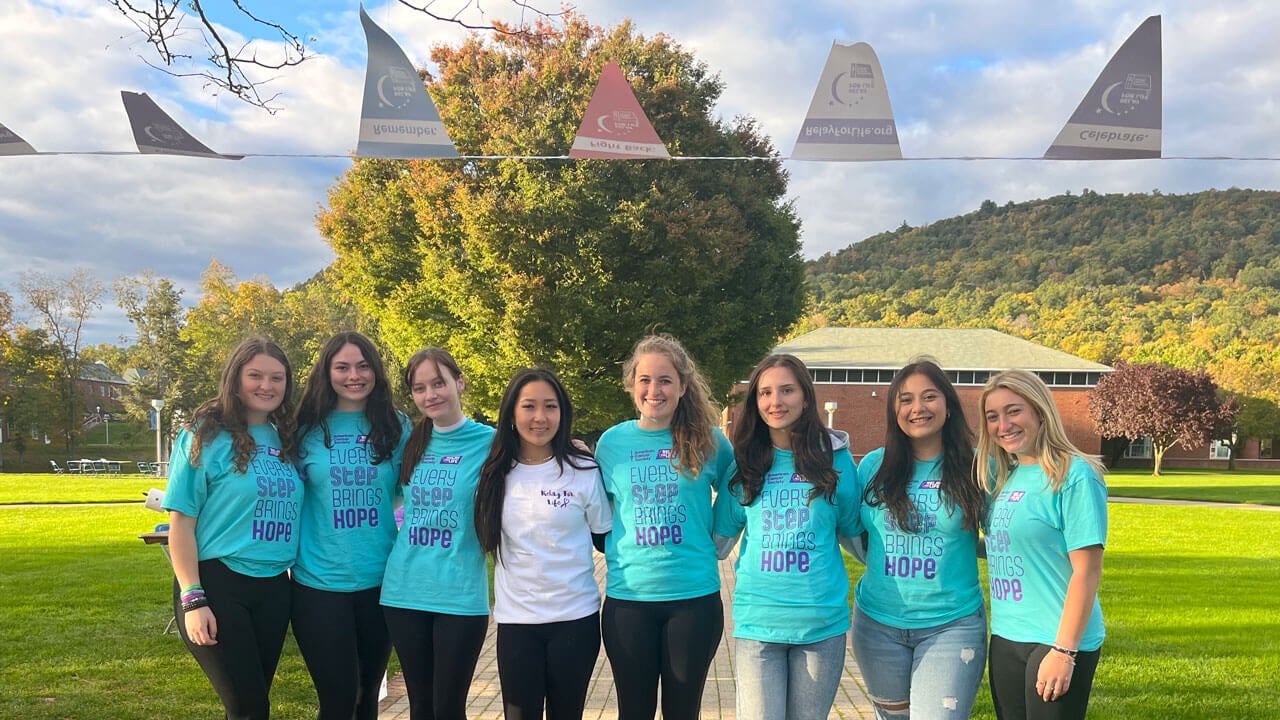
left=107, top=0, right=569, bottom=112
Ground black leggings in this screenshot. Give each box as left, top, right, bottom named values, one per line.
left=382, top=605, right=488, bottom=720
left=600, top=592, right=723, bottom=720
left=174, top=559, right=291, bottom=720
left=497, top=613, right=601, bottom=720
left=988, top=635, right=1102, bottom=720
left=291, top=583, right=391, bottom=720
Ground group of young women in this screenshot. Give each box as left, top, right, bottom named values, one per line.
left=163, top=331, right=1107, bottom=720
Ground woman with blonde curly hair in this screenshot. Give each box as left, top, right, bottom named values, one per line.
left=595, top=334, right=734, bottom=720
left=978, top=369, right=1107, bottom=720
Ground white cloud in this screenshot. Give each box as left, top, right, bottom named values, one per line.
left=2, top=0, right=1279, bottom=344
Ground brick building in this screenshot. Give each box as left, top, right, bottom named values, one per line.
left=731, top=327, right=1110, bottom=461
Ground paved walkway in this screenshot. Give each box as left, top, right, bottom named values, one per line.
left=378, top=553, right=876, bottom=719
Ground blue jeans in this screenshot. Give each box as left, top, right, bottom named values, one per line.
left=851, top=605, right=987, bottom=720
left=735, top=633, right=846, bottom=720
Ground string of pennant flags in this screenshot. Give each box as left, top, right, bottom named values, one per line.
left=2, top=13, right=1274, bottom=162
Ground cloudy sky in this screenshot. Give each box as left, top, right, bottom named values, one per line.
left=2, top=0, right=1278, bottom=344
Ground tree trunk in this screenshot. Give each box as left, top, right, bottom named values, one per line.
left=1152, top=443, right=1166, bottom=476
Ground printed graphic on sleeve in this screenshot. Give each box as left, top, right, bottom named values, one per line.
left=1045, top=15, right=1161, bottom=159
left=792, top=41, right=902, bottom=161
left=327, top=433, right=385, bottom=530
left=250, top=445, right=300, bottom=543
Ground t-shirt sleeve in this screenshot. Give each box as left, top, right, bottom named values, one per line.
left=583, top=467, right=613, bottom=533
left=162, top=428, right=207, bottom=517
left=595, top=432, right=618, bottom=500
left=709, top=428, right=734, bottom=494
left=712, top=465, right=746, bottom=538
left=833, top=448, right=863, bottom=537
left=1060, top=459, right=1108, bottom=551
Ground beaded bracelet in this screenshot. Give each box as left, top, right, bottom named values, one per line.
left=182, top=596, right=211, bottom=613
left=1051, top=644, right=1079, bottom=658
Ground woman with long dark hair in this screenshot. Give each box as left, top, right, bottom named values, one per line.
left=978, top=369, right=1107, bottom=720
left=473, top=368, right=611, bottom=720
left=163, top=336, right=302, bottom=720
left=292, top=332, right=410, bottom=719
left=596, top=334, right=735, bottom=720
left=713, top=353, right=861, bottom=720
left=380, top=348, right=495, bottom=720
left=852, top=357, right=989, bottom=720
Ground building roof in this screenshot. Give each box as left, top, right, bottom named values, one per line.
left=78, top=361, right=128, bottom=385
left=773, top=327, right=1111, bottom=372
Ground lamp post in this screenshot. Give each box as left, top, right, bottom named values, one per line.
left=824, top=401, right=838, bottom=429
left=96, top=406, right=109, bottom=445
left=151, top=399, right=165, bottom=469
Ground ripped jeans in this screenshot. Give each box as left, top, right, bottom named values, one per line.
left=851, top=605, right=987, bottom=720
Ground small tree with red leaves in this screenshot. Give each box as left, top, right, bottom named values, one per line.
left=1089, top=362, right=1239, bottom=476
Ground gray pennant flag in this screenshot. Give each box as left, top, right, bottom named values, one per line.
left=0, top=121, right=37, bottom=156
left=355, top=4, right=458, bottom=159
left=1045, top=15, right=1161, bottom=160
left=121, top=91, right=242, bottom=160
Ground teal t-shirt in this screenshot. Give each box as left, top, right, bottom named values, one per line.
left=713, top=447, right=861, bottom=644
left=985, top=456, right=1108, bottom=651
left=854, top=448, right=984, bottom=629
left=380, top=418, right=494, bottom=615
left=294, top=410, right=411, bottom=591
left=163, top=424, right=303, bottom=577
left=596, top=421, right=733, bottom=601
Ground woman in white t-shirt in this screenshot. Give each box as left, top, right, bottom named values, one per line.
left=474, top=368, right=612, bottom=720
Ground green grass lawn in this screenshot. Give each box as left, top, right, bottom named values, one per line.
left=1106, top=467, right=1280, bottom=506
left=846, top=502, right=1280, bottom=720
left=4, top=495, right=1277, bottom=718
left=0, top=473, right=162, bottom=504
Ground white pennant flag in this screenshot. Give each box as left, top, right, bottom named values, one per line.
left=355, top=5, right=458, bottom=159
left=1045, top=15, right=1161, bottom=159
left=792, top=41, right=902, bottom=161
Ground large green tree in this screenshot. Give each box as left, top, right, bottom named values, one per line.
left=320, top=14, right=804, bottom=430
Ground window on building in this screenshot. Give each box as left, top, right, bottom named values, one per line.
left=1209, top=440, right=1232, bottom=460
left=1261, top=438, right=1274, bottom=459
left=1123, top=437, right=1153, bottom=459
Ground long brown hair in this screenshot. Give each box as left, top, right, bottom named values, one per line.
left=865, top=359, right=985, bottom=532
left=296, top=332, right=401, bottom=464
left=188, top=336, right=297, bottom=472
left=399, top=348, right=465, bottom=486
left=730, top=354, right=837, bottom=506
left=622, top=334, right=720, bottom=479
left=474, top=368, right=596, bottom=560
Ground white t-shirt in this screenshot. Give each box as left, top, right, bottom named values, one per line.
left=493, top=458, right=612, bottom=624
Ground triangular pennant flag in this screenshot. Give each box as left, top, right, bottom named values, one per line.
left=792, top=42, right=902, bottom=161
left=355, top=5, right=458, bottom=159
left=120, top=91, right=242, bottom=159
left=0, top=122, right=37, bottom=156
left=1045, top=15, right=1161, bottom=159
left=569, top=62, right=670, bottom=159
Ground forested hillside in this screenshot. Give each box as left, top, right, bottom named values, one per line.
left=803, top=188, right=1280, bottom=423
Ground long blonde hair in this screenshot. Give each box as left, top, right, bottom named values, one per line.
left=623, top=334, right=720, bottom=479
left=976, top=369, right=1104, bottom=496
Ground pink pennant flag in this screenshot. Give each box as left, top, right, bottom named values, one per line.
left=569, top=62, right=669, bottom=159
